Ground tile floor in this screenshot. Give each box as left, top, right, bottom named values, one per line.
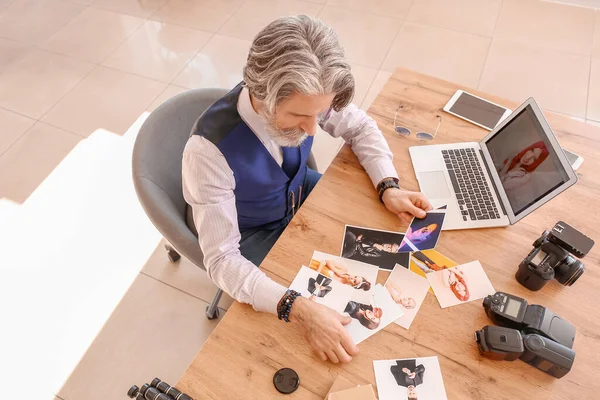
left=0, top=0, right=599, bottom=399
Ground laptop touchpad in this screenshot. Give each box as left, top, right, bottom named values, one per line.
left=417, top=171, right=451, bottom=199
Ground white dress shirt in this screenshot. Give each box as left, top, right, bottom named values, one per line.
left=182, top=87, right=398, bottom=315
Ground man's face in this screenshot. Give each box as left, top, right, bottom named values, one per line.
left=264, top=92, right=335, bottom=147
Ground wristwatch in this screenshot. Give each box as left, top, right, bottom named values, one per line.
left=377, top=178, right=400, bottom=203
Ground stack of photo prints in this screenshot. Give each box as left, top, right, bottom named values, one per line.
left=289, top=207, right=497, bottom=399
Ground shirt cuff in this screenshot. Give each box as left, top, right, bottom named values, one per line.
left=252, top=276, right=289, bottom=315
left=365, top=159, right=399, bottom=188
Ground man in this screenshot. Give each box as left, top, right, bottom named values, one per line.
left=182, top=15, right=432, bottom=365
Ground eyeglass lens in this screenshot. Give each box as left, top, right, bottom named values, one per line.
left=395, top=126, right=411, bottom=137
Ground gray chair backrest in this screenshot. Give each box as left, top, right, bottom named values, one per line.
left=132, top=88, right=228, bottom=268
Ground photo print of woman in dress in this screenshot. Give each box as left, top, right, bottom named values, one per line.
left=398, top=212, right=445, bottom=252
left=342, top=226, right=410, bottom=270
left=412, top=251, right=469, bottom=302
left=309, top=259, right=372, bottom=291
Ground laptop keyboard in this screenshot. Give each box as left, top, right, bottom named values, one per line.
left=442, top=148, right=501, bottom=222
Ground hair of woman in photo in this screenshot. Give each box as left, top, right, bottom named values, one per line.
left=502, top=141, right=549, bottom=174
left=343, top=277, right=371, bottom=291
left=412, top=251, right=447, bottom=272
left=445, top=268, right=470, bottom=301
left=345, top=301, right=382, bottom=330
left=406, top=223, right=439, bottom=244
left=356, top=309, right=381, bottom=330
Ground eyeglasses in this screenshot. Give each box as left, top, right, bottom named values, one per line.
left=393, top=106, right=442, bottom=141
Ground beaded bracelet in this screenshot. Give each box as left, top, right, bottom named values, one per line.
left=277, top=290, right=301, bottom=323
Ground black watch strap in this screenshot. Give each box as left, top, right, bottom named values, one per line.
left=378, top=178, right=400, bottom=203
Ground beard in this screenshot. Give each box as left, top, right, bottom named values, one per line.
left=263, top=112, right=308, bottom=148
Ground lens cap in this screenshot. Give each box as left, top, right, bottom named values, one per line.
left=273, top=368, right=300, bottom=394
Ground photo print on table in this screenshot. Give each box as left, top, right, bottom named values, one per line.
left=399, top=211, right=446, bottom=252
left=374, top=356, right=448, bottom=400
left=427, top=260, right=495, bottom=308
left=341, top=225, right=410, bottom=271
left=289, top=266, right=354, bottom=314
left=343, top=284, right=404, bottom=344
left=309, top=251, right=379, bottom=304
left=384, top=264, right=431, bottom=329
left=410, top=250, right=459, bottom=294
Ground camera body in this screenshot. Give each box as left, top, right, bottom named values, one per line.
left=516, top=221, right=593, bottom=291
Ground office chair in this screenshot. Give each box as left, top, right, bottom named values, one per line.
left=132, top=88, right=318, bottom=320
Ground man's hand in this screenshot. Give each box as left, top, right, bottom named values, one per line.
left=288, top=297, right=359, bottom=364
left=382, top=188, right=433, bottom=223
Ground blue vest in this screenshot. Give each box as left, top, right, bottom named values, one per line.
left=191, top=84, right=313, bottom=231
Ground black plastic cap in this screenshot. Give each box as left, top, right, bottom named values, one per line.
left=151, top=378, right=161, bottom=388
left=127, top=385, right=139, bottom=398
left=273, top=368, right=300, bottom=394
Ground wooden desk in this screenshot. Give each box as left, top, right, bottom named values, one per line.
left=177, top=68, right=600, bottom=399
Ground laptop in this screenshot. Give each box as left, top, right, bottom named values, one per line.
left=409, top=98, right=577, bottom=230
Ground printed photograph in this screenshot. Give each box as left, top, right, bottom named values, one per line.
left=344, top=284, right=404, bottom=344
left=374, top=356, right=448, bottom=400
left=427, top=261, right=495, bottom=308
left=289, top=266, right=354, bottom=314
left=384, top=264, right=431, bottom=329
left=399, top=212, right=446, bottom=252
left=309, top=251, right=379, bottom=304
left=341, top=225, right=410, bottom=271
left=410, top=250, right=459, bottom=294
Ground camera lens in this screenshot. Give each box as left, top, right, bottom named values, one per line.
left=555, top=256, right=585, bottom=286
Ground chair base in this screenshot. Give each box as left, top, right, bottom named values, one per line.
left=164, top=242, right=223, bottom=320
left=165, top=243, right=181, bottom=262
left=206, top=289, right=223, bottom=320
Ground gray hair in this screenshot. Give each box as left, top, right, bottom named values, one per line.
left=243, top=15, right=354, bottom=114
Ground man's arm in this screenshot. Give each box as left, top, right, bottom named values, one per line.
left=182, top=136, right=287, bottom=314
left=320, top=104, right=432, bottom=222
left=320, top=103, right=398, bottom=187
left=183, top=137, right=359, bottom=364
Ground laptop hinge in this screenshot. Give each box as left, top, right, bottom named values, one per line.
left=479, top=149, right=507, bottom=216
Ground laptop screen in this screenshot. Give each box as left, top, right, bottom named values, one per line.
left=485, top=105, right=570, bottom=215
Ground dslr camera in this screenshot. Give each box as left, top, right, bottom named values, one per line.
left=516, top=221, right=594, bottom=291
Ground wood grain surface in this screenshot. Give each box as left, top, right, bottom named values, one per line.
left=176, top=68, right=600, bottom=400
